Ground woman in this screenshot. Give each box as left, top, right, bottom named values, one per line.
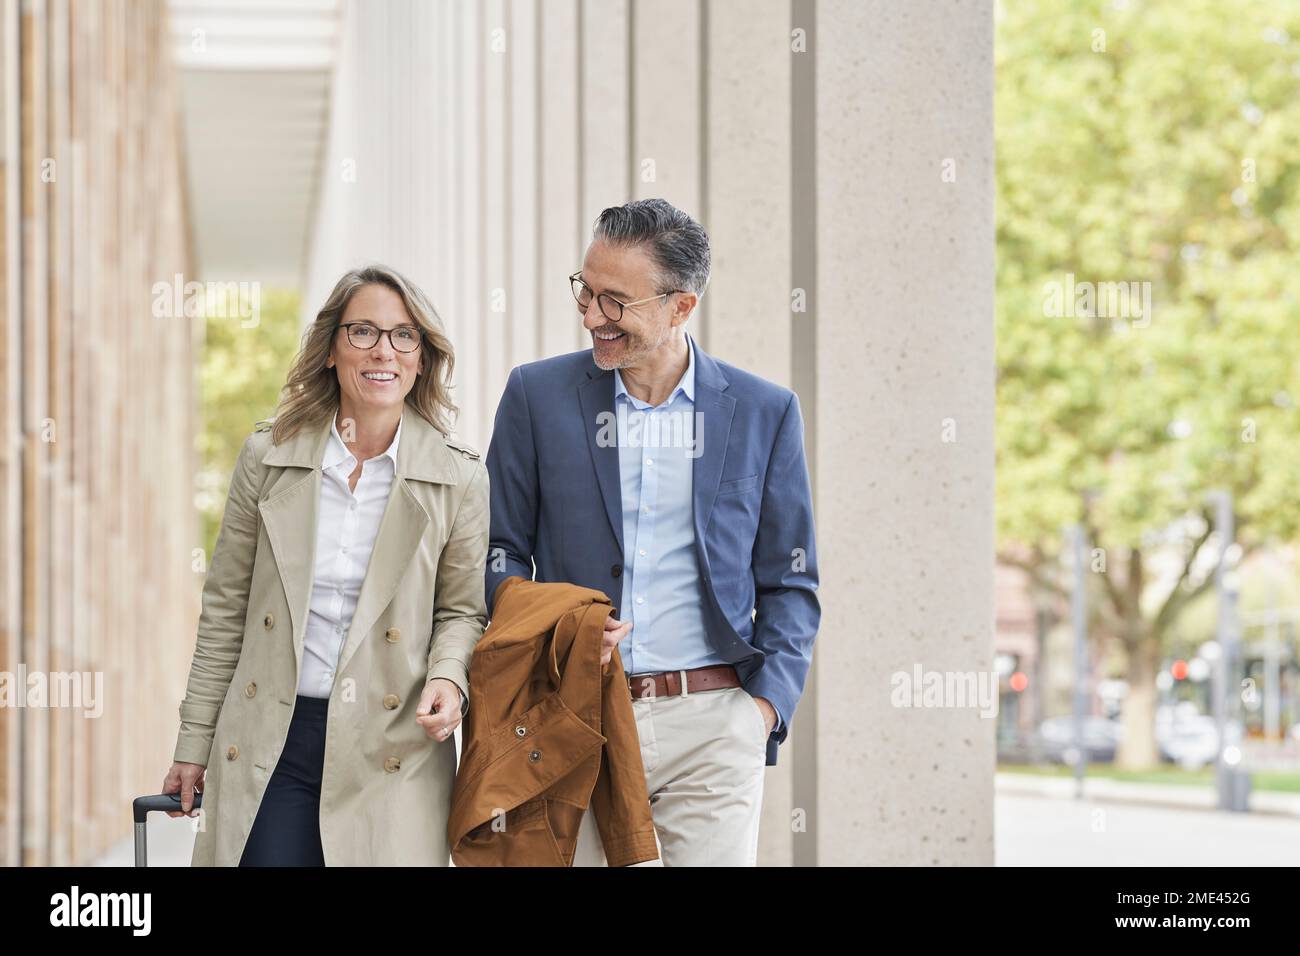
left=161, top=264, right=489, bottom=866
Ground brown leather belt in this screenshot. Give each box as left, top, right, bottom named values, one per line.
left=625, top=664, right=740, bottom=701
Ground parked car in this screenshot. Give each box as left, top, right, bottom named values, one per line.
left=1157, top=715, right=1220, bottom=770
left=1156, top=703, right=1223, bottom=770
left=1033, top=715, right=1122, bottom=764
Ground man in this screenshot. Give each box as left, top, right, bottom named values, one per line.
left=485, top=197, right=819, bottom=866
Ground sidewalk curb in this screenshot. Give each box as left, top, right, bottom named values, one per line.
left=996, top=771, right=1300, bottom=819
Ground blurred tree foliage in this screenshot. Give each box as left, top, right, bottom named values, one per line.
left=996, top=0, right=1300, bottom=764
left=197, top=288, right=303, bottom=555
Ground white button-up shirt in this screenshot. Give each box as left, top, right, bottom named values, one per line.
left=297, top=414, right=402, bottom=698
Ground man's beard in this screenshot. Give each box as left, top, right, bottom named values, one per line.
left=591, top=325, right=664, bottom=370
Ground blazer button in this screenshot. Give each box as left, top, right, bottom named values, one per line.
left=514, top=725, right=527, bottom=738
left=244, top=682, right=257, bottom=698
left=385, top=627, right=401, bottom=643
left=611, top=563, right=622, bottom=578
left=384, top=756, right=401, bottom=773
left=528, top=749, right=542, bottom=763
left=226, top=745, right=239, bottom=761
left=263, top=613, right=274, bottom=630
left=383, top=694, right=400, bottom=710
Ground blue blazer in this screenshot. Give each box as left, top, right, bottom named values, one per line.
left=484, top=333, right=820, bottom=765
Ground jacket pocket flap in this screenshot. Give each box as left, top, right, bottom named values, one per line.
left=454, top=798, right=564, bottom=867
left=716, top=474, right=759, bottom=495
left=456, top=696, right=606, bottom=805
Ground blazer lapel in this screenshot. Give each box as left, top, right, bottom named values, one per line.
left=578, top=369, right=625, bottom=556
left=689, top=335, right=736, bottom=546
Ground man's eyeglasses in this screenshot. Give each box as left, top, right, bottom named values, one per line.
left=569, top=271, right=686, bottom=323
left=339, top=322, right=422, bottom=353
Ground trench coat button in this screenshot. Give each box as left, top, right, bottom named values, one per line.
left=227, top=745, right=239, bottom=761
left=384, top=756, right=401, bottom=773
left=514, top=725, right=527, bottom=737
left=244, top=682, right=257, bottom=698
left=528, top=749, right=542, bottom=763
left=263, top=613, right=274, bottom=630
left=385, top=627, right=400, bottom=643
left=611, top=563, right=622, bottom=578
left=383, top=694, right=400, bottom=710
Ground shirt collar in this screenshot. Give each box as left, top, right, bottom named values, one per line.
left=613, top=335, right=695, bottom=407
left=323, top=412, right=403, bottom=471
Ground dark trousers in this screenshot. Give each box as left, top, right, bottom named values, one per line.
left=239, top=694, right=329, bottom=867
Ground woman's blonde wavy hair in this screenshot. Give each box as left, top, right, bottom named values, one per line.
left=271, top=265, right=458, bottom=444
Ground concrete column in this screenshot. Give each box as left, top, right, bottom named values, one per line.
left=480, top=0, right=508, bottom=449
left=506, top=0, right=538, bottom=370
left=435, top=0, right=455, bottom=335
left=629, top=0, right=703, bottom=339
left=808, top=0, right=995, bottom=865
left=452, top=0, right=483, bottom=443
left=705, top=0, right=795, bottom=865
left=537, top=0, right=582, bottom=359
left=579, top=0, right=630, bottom=231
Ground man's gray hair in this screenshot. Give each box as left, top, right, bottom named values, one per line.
left=592, top=198, right=711, bottom=296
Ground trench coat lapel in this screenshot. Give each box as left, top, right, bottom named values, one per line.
left=257, top=409, right=461, bottom=681
left=335, top=410, right=459, bottom=677
left=259, top=423, right=329, bottom=674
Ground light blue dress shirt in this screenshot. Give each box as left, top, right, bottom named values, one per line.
left=613, top=337, right=781, bottom=733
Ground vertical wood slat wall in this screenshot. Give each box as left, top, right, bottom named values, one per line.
left=0, top=0, right=196, bottom=866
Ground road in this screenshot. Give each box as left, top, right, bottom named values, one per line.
left=996, top=793, right=1300, bottom=865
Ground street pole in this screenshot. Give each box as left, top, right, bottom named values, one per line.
left=1210, top=490, right=1249, bottom=811
left=1264, top=584, right=1280, bottom=742
left=1068, top=523, right=1089, bottom=798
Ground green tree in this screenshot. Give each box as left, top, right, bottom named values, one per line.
left=996, top=0, right=1300, bottom=766
left=197, top=288, right=303, bottom=555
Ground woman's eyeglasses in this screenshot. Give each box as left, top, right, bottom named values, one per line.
left=339, top=322, right=422, bottom=352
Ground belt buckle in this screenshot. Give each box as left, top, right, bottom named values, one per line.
left=627, top=672, right=655, bottom=701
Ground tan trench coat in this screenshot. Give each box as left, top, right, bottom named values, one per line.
left=172, top=408, right=489, bottom=866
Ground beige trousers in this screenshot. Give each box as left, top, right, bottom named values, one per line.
left=573, top=684, right=768, bottom=867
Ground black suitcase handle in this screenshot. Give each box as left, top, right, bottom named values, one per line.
left=133, top=792, right=202, bottom=823
left=132, top=792, right=203, bottom=866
